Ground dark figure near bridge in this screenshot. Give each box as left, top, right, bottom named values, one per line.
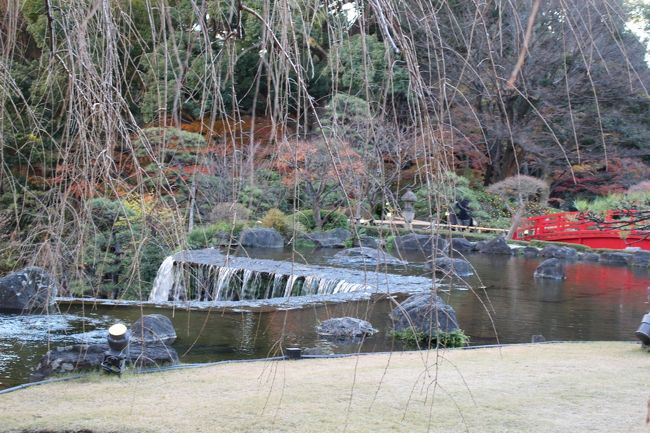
left=455, top=199, right=473, bottom=226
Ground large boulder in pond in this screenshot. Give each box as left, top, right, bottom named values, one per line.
left=316, top=317, right=377, bottom=341
left=390, top=293, right=459, bottom=337
left=392, top=234, right=448, bottom=255
left=425, top=257, right=473, bottom=277
left=330, top=247, right=406, bottom=266
left=533, top=258, right=566, bottom=280
left=306, top=228, right=351, bottom=248
left=539, top=245, right=578, bottom=260
left=240, top=228, right=284, bottom=248
left=30, top=341, right=179, bottom=382
left=0, top=267, right=58, bottom=313
left=477, top=236, right=512, bottom=255
left=131, top=314, right=176, bottom=344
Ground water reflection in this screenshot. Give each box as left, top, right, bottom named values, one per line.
left=452, top=255, right=650, bottom=344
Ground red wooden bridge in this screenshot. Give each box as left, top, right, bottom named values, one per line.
left=513, top=211, right=650, bottom=250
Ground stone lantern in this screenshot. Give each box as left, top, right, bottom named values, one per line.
left=401, top=189, right=417, bottom=229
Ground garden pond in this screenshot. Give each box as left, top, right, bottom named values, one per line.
left=1, top=247, right=650, bottom=389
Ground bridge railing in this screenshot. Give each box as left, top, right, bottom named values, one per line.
left=513, top=210, right=646, bottom=241
left=360, top=218, right=508, bottom=234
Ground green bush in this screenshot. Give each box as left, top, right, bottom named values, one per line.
left=261, top=208, right=289, bottom=236
left=392, top=328, right=470, bottom=348
left=575, top=190, right=650, bottom=213
left=88, top=198, right=133, bottom=231
left=294, top=209, right=349, bottom=231
left=262, top=208, right=310, bottom=239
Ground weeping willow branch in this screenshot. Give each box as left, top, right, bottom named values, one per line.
left=506, top=0, right=541, bottom=90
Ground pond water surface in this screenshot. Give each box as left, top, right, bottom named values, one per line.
left=1, top=248, right=649, bottom=389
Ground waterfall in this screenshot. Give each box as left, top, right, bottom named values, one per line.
left=271, top=274, right=285, bottom=298
left=283, top=275, right=299, bottom=297
left=241, top=269, right=254, bottom=299
left=148, top=248, right=433, bottom=303
left=215, top=267, right=238, bottom=300
left=149, top=256, right=176, bottom=302
left=303, top=276, right=318, bottom=295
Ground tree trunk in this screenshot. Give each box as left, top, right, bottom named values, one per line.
left=305, top=181, right=323, bottom=230
left=187, top=174, right=197, bottom=233
left=506, top=199, right=526, bottom=240
left=313, top=198, right=323, bottom=230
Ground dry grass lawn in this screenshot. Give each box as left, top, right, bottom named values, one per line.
left=1, top=342, right=649, bottom=433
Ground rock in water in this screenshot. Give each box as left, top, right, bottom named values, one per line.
left=519, top=247, right=540, bottom=258
left=539, top=245, right=578, bottom=260
left=448, top=238, right=477, bottom=255
left=240, top=228, right=284, bottom=248
left=425, top=257, right=473, bottom=277
left=390, top=293, right=459, bottom=337
left=392, top=234, right=448, bottom=256
left=534, top=258, right=566, bottom=280
left=0, top=267, right=58, bottom=313
left=306, top=228, right=352, bottom=248
left=330, top=247, right=406, bottom=266
left=316, top=317, right=377, bottom=341
left=600, top=252, right=632, bottom=265
left=630, top=251, right=650, bottom=268
left=131, top=314, right=177, bottom=344
left=580, top=252, right=600, bottom=262
left=477, top=236, right=512, bottom=255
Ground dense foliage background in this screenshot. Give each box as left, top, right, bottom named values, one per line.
left=0, top=0, right=648, bottom=297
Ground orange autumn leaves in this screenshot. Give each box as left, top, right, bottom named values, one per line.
left=275, top=139, right=366, bottom=196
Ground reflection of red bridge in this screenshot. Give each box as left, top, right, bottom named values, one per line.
left=513, top=211, right=650, bottom=251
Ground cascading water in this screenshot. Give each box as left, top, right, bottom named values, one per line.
left=148, top=248, right=434, bottom=303
left=149, top=256, right=176, bottom=302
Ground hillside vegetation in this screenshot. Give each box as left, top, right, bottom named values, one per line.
left=0, top=0, right=648, bottom=297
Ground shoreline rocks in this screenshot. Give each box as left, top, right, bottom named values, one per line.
left=30, top=313, right=179, bottom=381
left=477, top=236, right=512, bottom=255
left=305, top=228, right=352, bottom=248
left=240, top=228, right=284, bottom=248
left=539, top=245, right=578, bottom=260
left=448, top=238, right=477, bottom=254
left=599, top=252, right=632, bottom=265
left=0, top=267, right=58, bottom=313
left=30, top=341, right=180, bottom=382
